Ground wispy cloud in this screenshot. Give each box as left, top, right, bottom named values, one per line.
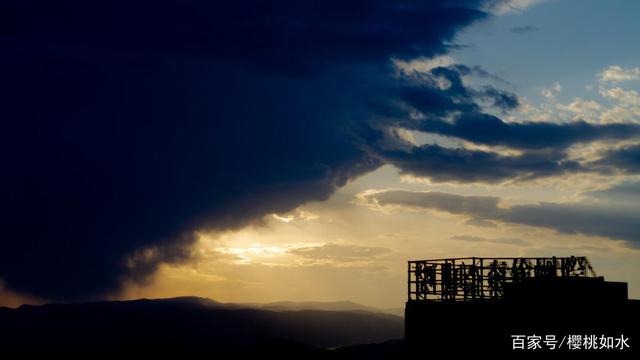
left=484, top=0, right=545, bottom=15
left=451, top=234, right=530, bottom=246
left=361, top=189, right=640, bottom=246
left=510, top=25, right=539, bottom=34
left=540, top=82, right=561, bottom=98
left=289, top=243, right=392, bottom=263
left=598, top=65, right=640, bottom=83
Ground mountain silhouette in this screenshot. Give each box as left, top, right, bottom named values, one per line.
left=3, top=293, right=637, bottom=358
left=0, top=297, right=403, bottom=359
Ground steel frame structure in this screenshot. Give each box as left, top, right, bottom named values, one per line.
left=408, top=256, right=596, bottom=302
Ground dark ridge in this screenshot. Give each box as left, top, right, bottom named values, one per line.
left=0, top=297, right=403, bottom=359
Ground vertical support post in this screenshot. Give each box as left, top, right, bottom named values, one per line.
left=407, top=261, right=411, bottom=301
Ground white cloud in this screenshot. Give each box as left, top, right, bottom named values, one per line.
left=540, top=82, right=561, bottom=98
left=555, top=98, right=603, bottom=122
left=297, top=209, right=320, bottom=221
left=523, top=66, right=640, bottom=124
left=271, top=208, right=320, bottom=223
left=598, top=65, right=640, bottom=83
left=557, top=98, right=602, bottom=112
left=540, top=88, right=553, bottom=98
left=601, top=104, right=640, bottom=124
left=393, top=55, right=454, bottom=73
left=483, top=0, right=545, bottom=15
left=600, top=87, right=640, bottom=106
left=597, top=86, right=640, bottom=123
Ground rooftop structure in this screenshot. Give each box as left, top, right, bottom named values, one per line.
left=407, top=256, right=597, bottom=302
left=404, top=255, right=636, bottom=353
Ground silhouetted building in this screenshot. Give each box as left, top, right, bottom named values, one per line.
left=405, top=256, right=637, bottom=354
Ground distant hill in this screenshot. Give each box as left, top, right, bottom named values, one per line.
left=141, top=296, right=405, bottom=316
left=248, top=300, right=401, bottom=315
left=0, top=297, right=403, bottom=359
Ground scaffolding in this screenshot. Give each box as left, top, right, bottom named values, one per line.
left=408, top=256, right=597, bottom=302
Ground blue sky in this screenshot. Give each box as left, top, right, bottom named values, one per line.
left=455, top=0, right=640, bottom=105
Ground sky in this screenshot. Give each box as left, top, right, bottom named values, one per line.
left=1, top=0, right=640, bottom=309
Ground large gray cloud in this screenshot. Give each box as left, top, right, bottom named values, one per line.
left=414, top=113, right=640, bottom=150
left=365, top=190, right=640, bottom=245
left=586, top=180, right=640, bottom=205
left=0, top=0, right=489, bottom=300
left=378, top=145, right=585, bottom=183
left=593, top=144, right=640, bottom=174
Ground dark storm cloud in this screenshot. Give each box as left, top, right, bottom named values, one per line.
left=367, top=190, right=640, bottom=245
left=475, top=86, right=520, bottom=111
left=375, top=64, right=640, bottom=184
left=449, top=63, right=512, bottom=84
left=379, top=144, right=584, bottom=183
left=435, top=64, right=519, bottom=110
left=377, top=82, right=640, bottom=183
left=0, top=0, right=486, bottom=75
left=413, top=113, right=640, bottom=150
left=593, top=144, right=640, bottom=174
left=0, top=0, right=488, bottom=300
left=4, top=0, right=639, bottom=300
left=396, top=64, right=517, bottom=115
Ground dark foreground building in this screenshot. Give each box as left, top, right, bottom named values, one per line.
left=405, top=256, right=638, bottom=355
